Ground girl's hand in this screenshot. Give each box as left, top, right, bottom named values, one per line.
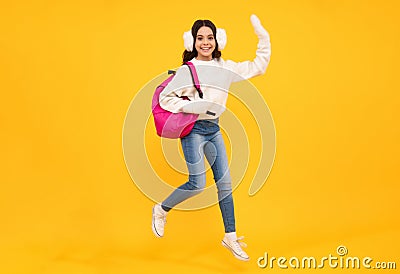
left=250, top=14, right=269, bottom=38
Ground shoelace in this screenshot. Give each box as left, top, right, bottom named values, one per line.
left=236, top=236, right=247, bottom=248
left=230, top=236, right=247, bottom=254
left=155, top=214, right=167, bottom=224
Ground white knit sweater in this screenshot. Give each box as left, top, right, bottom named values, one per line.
left=159, top=35, right=271, bottom=120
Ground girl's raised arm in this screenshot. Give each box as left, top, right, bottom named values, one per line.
left=227, top=14, right=271, bottom=81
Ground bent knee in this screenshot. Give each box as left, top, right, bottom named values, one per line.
left=188, top=174, right=206, bottom=191
left=216, top=180, right=232, bottom=192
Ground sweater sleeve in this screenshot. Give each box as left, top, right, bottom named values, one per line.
left=159, top=66, right=194, bottom=113
left=226, top=33, right=271, bottom=82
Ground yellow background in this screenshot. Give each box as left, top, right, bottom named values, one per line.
left=1, top=0, right=399, bottom=273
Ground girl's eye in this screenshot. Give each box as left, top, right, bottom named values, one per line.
left=197, top=37, right=203, bottom=41
left=209, top=37, right=214, bottom=40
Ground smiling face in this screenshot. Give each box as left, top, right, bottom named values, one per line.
left=194, top=26, right=216, bottom=61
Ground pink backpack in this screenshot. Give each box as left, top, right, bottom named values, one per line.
left=151, top=62, right=203, bottom=138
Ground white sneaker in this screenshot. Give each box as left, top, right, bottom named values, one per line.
left=222, top=235, right=250, bottom=261
left=152, top=204, right=167, bottom=238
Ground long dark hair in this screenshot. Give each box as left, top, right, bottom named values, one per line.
left=182, top=19, right=222, bottom=64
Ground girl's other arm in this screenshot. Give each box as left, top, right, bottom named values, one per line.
left=159, top=66, right=193, bottom=113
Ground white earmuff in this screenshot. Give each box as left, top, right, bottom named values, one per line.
left=216, top=28, right=226, bottom=50
left=183, top=31, right=194, bottom=52
left=183, top=28, right=227, bottom=52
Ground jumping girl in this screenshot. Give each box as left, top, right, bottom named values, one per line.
left=152, top=14, right=271, bottom=261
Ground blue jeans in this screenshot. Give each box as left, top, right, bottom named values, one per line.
left=161, top=118, right=236, bottom=233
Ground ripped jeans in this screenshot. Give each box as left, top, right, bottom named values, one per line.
left=161, top=118, right=236, bottom=233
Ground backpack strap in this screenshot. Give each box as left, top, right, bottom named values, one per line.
left=167, top=70, right=176, bottom=75
left=184, top=62, right=203, bottom=99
